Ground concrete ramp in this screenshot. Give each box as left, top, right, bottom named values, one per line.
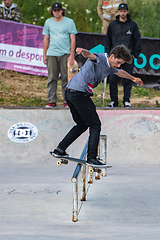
left=1, top=108, right=160, bottom=165
left=1, top=107, right=160, bottom=239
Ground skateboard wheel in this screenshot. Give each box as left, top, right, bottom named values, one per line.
left=57, top=161, right=62, bottom=166
left=89, top=168, right=94, bottom=174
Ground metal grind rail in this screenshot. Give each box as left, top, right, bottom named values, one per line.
left=71, top=135, right=107, bottom=222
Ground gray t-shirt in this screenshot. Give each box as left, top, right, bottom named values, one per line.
left=67, top=53, right=118, bottom=94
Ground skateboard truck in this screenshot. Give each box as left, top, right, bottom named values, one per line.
left=89, top=168, right=102, bottom=174
left=57, top=159, right=68, bottom=165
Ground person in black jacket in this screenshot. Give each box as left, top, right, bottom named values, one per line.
left=105, top=3, right=141, bottom=107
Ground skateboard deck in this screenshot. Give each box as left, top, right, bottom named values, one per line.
left=50, top=153, right=112, bottom=173
left=67, top=60, right=79, bottom=82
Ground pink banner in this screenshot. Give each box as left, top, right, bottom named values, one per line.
left=0, top=19, right=47, bottom=76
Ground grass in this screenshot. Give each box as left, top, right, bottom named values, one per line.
left=1, top=69, right=160, bottom=108
left=19, top=97, right=47, bottom=107
left=131, top=86, right=150, bottom=97
left=15, top=0, right=160, bottom=38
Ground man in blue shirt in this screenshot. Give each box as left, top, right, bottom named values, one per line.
left=42, top=2, right=77, bottom=107
left=51, top=45, right=143, bottom=167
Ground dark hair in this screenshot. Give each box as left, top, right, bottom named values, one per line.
left=110, top=45, right=132, bottom=64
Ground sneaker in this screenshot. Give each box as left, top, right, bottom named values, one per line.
left=50, top=148, right=69, bottom=158
left=124, top=101, right=131, bottom=108
left=86, top=158, right=106, bottom=167
left=45, top=102, right=56, bottom=108
left=107, top=101, right=118, bottom=108
left=64, top=103, right=69, bottom=108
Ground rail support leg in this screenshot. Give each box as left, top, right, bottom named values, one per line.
left=72, top=178, right=78, bottom=222
left=88, top=166, right=93, bottom=184
left=81, top=164, right=86, bottom=201
left=95, top=141, right=101, bottom=180
left=100, top=135, right=107, bottom=177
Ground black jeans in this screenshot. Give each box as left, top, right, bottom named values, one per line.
left=58, top=89, right=101, bottom=160
left=109, top=61, right=134, bottom=106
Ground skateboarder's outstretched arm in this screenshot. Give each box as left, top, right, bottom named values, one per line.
left=76, top=48, right=97, bottom=61
left=115, top=69, right=143, bottom=85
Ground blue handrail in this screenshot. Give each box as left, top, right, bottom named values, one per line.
left=72, top=139, right=88, bottom=179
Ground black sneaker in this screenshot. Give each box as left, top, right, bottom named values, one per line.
left=86, top=158, right=106, bottom=166
left=50, top=148, right=69, bottom=158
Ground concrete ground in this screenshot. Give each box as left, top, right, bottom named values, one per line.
left=1, top=108, right=160, bottom=239
left=1, top=161, right=160, bottom=240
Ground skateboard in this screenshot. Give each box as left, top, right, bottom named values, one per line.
left=50, top=153, right=112, bottom=173
left=67, top=59, right=79, bottom=82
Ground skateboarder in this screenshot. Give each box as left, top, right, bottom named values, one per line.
left=51, top=45, right=143, bottom=166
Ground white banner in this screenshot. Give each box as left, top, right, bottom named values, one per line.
left=0, top=43, right=45, bottom=67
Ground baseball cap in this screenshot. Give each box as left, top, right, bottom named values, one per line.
left=51, top=2, right=62, bottom=10
left=118, top=3, right=128, bottom=10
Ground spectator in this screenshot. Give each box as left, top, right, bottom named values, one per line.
left=97, top=0, right=126, bottom=34
left=0, top=0, right=22, bottom=22
left=105, top=3, right=141, bottom=107
left=42, top=2, right=77, bottom=108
